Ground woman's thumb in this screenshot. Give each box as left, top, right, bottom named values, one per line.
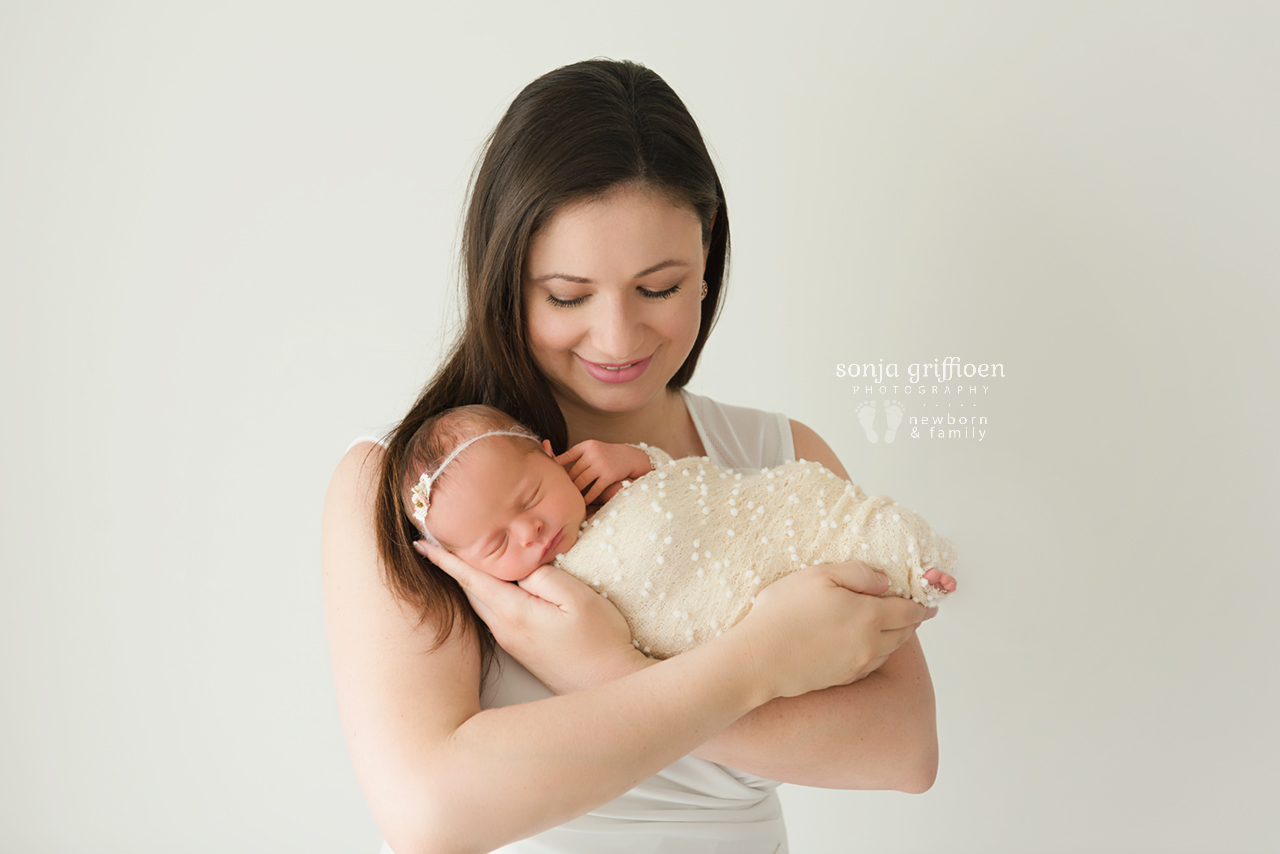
left=824, top=559, right=891, bottom=595
left=415, top=539, right=510, bottom=622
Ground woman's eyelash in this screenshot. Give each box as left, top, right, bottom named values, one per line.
left=544, top=283, right=682, bottom=308
left=642, top=283, right=681, bottom=300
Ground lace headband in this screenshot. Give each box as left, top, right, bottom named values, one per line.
left=411, top=430, right=538, bottom=526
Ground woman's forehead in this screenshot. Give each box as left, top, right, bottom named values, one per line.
left=526, top=187, right=702, bottom=279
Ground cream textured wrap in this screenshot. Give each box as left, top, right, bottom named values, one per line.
left=553, top=447, right=956, bottom=659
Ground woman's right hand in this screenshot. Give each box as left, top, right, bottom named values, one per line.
left=417, top=541, right=650, bottom=695
left=733, top=559, right=935, bottom=700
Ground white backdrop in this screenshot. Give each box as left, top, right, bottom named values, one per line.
left=2, top=2, right=1276, bottom=852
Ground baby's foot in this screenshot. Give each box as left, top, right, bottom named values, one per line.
left=856, top=400, right=878, bottom=443
left=883, top=399, right=905, bottom=443
left=922, top=568, right=957, bottom=593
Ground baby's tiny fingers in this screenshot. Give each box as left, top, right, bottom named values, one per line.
left=573, top=468, right=602, bottom=493
left=584, top=482, right=607, bottom=505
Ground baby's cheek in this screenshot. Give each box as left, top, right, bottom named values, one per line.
left=491, top=561, right=527, bottom=583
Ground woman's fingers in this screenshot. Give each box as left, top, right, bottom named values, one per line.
left=821, top=559, right=891, bottom=596
left=877, top=623, right=921, bottom=650
left=735, top=563, right=934, bottom=698
left=872, top=594, right=933, bottom=631
left=506, top=565, right=640, bottom=694
left=415, top=540, right=525, bottom=627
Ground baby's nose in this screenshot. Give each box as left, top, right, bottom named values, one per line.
left=516, top=515, right=542, bottom=546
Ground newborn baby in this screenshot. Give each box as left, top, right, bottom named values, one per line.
left=405, top=405, right=956, bottom=659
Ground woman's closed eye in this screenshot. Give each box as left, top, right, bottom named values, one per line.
left=545, top=293, right=588, bottom=308
left=639, top=283, right=681, bottom=300
left=544, top=282, right=682, bottom=308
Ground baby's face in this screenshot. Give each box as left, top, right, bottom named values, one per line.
left=425, top=437, right=586, bottom=582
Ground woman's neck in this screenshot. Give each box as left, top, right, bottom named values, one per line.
left=560, top=388, right=706, bottom=459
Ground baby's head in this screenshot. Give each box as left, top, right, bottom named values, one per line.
left=403, top=405, right=586, bottom=582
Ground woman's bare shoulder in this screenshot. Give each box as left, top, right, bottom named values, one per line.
left=321, top=441, right=484, bottom=803
left=789, top=419, right=851, bottom=480
left=322, top=441, right=388, bottom=597
left=322, top=438, right=478, bottom=657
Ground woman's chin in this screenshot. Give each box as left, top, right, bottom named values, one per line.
left=573, top=383, right=666, bottom=416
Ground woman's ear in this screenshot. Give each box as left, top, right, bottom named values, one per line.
left=541, top=439, right=555, bottom=457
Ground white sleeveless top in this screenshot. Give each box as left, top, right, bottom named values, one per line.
left=355, top=390, right=796, bottom=854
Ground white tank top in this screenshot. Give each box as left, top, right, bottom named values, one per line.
left=355, top=390, right=796, bottom=854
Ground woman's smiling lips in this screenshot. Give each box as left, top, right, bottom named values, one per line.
left=576, top=354, right=653, bottom=384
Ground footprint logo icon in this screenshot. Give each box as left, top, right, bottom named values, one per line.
left=883, top=399, right=905, bottom=443
left=856, top=400, right=878, bottom=443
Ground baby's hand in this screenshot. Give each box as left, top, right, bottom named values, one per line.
left=555, top=440, right=653, bottom=506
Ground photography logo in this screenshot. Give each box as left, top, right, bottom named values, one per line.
left=838, top=357, right=1004, bottom=443
left=855, top=400, right=908, bottom=443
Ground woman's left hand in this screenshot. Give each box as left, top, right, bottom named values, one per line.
left=417, top=541, right=652, bottom=694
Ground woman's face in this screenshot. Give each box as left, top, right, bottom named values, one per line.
left=522, top=183, right=707, bottom=418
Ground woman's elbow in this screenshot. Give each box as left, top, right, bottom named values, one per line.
left=376, top=783, right=487, bottom=854
left=381, top=815, right=479, bottom=854
left=894, top=740, right=939, bottom=794
left=895, top=763, right=937, bottom=794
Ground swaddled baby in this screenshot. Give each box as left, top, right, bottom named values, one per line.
left=404, top=405, right=956, bottom=659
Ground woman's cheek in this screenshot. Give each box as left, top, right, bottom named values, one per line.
left=668, top=299, right=702, bottom=359
left=526, top=305, right=572, bottom=368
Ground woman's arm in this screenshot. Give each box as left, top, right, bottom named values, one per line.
left=690, top=635, right=937, bottom=790
left=688, top=420, right=939, bottom=790
left=517, top=421, right=940, bottom=790
left=323, top=442, right=922, bottom=854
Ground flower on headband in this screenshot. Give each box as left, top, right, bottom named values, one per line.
left=411, top=473, right=434, bottom=523
left=407, top=429, right=538, bottom=528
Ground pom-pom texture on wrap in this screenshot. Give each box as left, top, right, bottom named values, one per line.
left=554, top=448, right=955, bottom=659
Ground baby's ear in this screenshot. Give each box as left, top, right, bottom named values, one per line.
left=541, top=439, right=555, bottom=457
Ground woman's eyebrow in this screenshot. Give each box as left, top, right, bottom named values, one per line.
left=634, top=259, right=689, bottom=278
left=529, top=271, right=592, bottom=284
left=528, top=259, right=690, bottom=285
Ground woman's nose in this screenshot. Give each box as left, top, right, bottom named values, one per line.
left=592, top=296, right=643, bottom=361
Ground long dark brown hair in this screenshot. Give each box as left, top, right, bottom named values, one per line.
left=374, top=59, right=731, bottom=662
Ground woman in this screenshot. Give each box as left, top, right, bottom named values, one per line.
left=322, top=59, right=938, bottom=854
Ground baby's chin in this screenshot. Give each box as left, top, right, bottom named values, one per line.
left=557, top=524, right=581, bottom=556
left=487, top=563, right=535, bottom=583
